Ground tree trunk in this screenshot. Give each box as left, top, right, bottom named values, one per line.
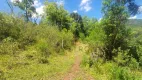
left=62, top=38, right=64, bottom=49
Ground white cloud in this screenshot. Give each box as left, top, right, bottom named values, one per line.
left=99, top=18, right=102, bottom=22
left=80, top=0, right=89, bottom=6
left=10, top=0, right=22, bottom=3
left=36, top=5, right=44, bottom=15
left=129, top=16, right=137, bottom=19
left=32, top=0, right=44, bottom=16
left=32, top=0, right=44, bottom=18
left=80, top=0, right=92, bottom=12
left=56, top=0, right=65, bottom=6
left=10, top=0, right=14, bottom=2
left=32, top=5, right=44, bottom=18
left=34, top=0, right=42, bottom=7
left=138, top=6, right=142, bottom=13
left=73, top=10, right=78, bottom=13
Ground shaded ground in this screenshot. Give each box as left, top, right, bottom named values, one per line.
left=63, top=42, right=94, bottom=80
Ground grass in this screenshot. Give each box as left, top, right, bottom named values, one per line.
left=0, top=48, right=75, bottom=80
left=81, top=53, right=142, bottom=80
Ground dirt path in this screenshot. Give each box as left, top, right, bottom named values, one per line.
left=63, top=42, right=94, bottom=80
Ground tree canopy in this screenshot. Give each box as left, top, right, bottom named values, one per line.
left=12, top=0, right=36, bottom=22
left=43, top=2, right=72, bottom=31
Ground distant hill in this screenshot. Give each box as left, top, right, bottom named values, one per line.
left=127, top=19, right=142, bottom=28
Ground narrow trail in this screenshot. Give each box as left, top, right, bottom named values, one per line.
left=63, top=42, right=94, bottom=80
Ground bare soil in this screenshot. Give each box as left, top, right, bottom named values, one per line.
left=63, top=42, right=94, bottom=80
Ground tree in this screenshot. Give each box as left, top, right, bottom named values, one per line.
left=70, top=12, right=85, bottom=39
left=44, top=2, right=72, bottom=31
left=82, top=16, right=97, bottom=36
left=102, top=0, right=130, bottom=60
left=12, top=0, right=36, bottom=22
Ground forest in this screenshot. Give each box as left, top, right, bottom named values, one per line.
left=0, top=0, right=142, bottom=80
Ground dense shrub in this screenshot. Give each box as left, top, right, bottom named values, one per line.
left=83, top=19, right=142, bottom=80
left=60, top=29, right=73, bottom=50
left=86, top=21, right=142, bottom=69
left=34, top=25, right=74, bottom=55
left=38, top=57, right=49, bottom=64
left=36, top=39, right=51, bottom=57
left=0, top=37, right=19, bottom=55
left=82, top=56, right=141, bottom=80
left=110, top=66, right=139, bottom=80
left=0, top=13, right=74, bottom=57
left=18, top=23, right=37, bottom=49
left=85, top=22, right=106, bottom=63
left=0, top=13, right=22, bottom=41
left=0, top=70, right=5, bottom=80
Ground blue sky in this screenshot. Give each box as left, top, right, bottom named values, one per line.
left=0, top=0, right=142, bottom=20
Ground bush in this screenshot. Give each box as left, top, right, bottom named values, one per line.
left=36, top=39, right=51, bottom=57
left=60, top=29, right=73, bottom=50
left=0, top=12, right=74, bottom=55
left=0, top=13, right=22, bottom=41
left=128, top=29, right=142, bottom=67
left=81, top=54, right=90, bottom=67
left=35, top=26, right=73, bottom=55
left=0, top=37, right=19, bottom=55
left=0, top=70, right=5, bottom=80
left=110, top=66, right=139, bottom=80
left=18, top=23, right=37, bottom=49
left=88, top=61, right=140, bottom=80
left=81, top=52, right=142, bottom=80
left=38, top=57, right=49, bottom=64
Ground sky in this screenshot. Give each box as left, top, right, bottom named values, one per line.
left=0, top=0, right=142, bottom=20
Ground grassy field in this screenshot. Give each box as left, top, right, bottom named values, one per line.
left=0, top=48, right=75, bottom=80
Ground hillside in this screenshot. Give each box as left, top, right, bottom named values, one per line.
left=127, top=19, right=142, bottom=28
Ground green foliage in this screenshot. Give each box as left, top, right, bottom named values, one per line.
left=85, top=22, right=106, bottom=62
left=18, top=23, right=37, bottom=49
left=43, top=2, right=72, bottom=30
left=85, top=0, right=142, bottom=68
left=114, top=48, right=130, bottom=66
left=128, top=27, right=142, bottom=66
left=82, top=16, right=97, bottom=36
left=102, top=0, right=130, bottom=60
left=12, top=0, right=36, bottom=22
left=0, top=70, right=5, bottom=80
left=36, top=40, right=50, bottom=57
left=70, top=13, right=86, bottom=39
left=81, top=54, right=90, bottom=67
left=81, top=55, right=142, bottom=80
left=0, top=49, right=75, bottom=80
left=114, top=48, right=139, bottom=69
left=0, top=13, right=21, bottom=40
left=60, top=29, right=74, bottom=50
left=38, top=57, right=49, bottom=64
left=110, top=66, right=139, bottom=80
left=0, top=0, right=142, bottom=79
left=34, top=26, right=73, bottom=55
left=86, top=22, right=105, bottom=47
left=0, top=12, right=73, bottom=56
left=0, top=12, right=75, bottom=79
left=0, top=37, right=19, bottom=55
